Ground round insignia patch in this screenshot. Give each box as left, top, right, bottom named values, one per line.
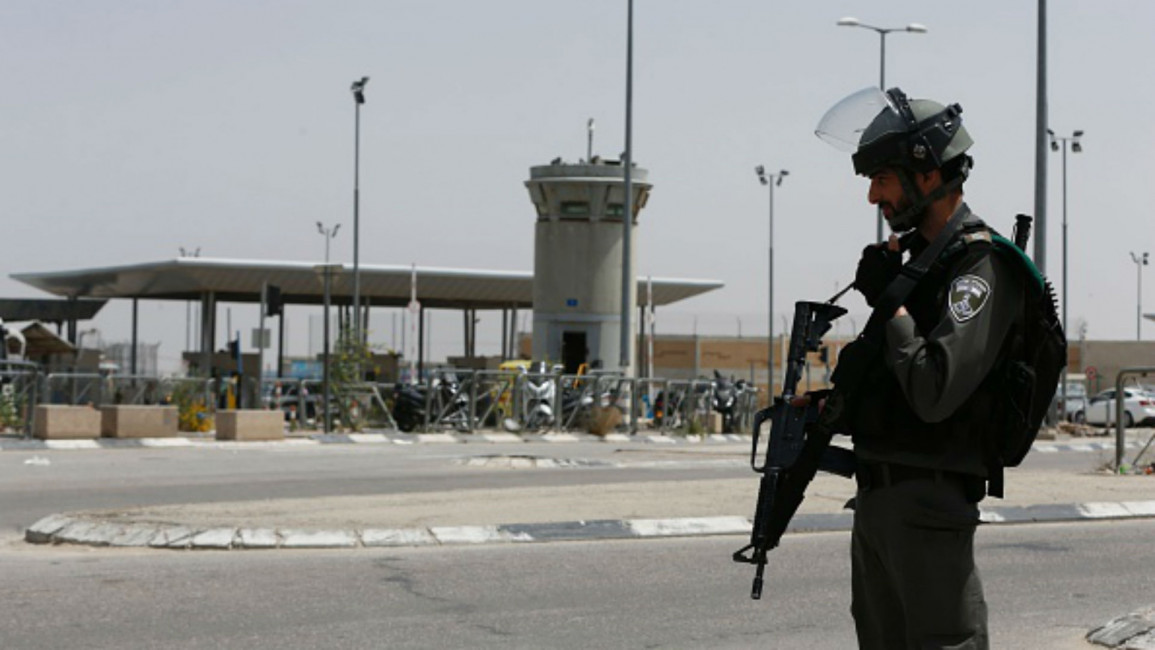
left=949, top=275, right=991, bottom=322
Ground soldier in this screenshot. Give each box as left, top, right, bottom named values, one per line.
left=816, top=87, right=1029, bottom=649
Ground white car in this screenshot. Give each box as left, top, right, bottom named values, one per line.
left=1058, top=381, right=1088, bottom=422
left=1075, top=388, right=1155, bottom=427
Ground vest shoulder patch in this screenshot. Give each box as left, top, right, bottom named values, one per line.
left=961, top=230, right=992, bottom=245
left=949, top=274, right=991, bottom=322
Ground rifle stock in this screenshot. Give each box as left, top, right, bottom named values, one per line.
left=733, top=300, right=851, bottom=600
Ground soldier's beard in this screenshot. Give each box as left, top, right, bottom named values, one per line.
left=882, top=195, right=926, bottom=233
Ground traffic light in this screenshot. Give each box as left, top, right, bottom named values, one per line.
left=227, top=339, right=240, bottom=359
left=265, top=284, right=283, bottom=317
left=819, top=346, right=829, bottom=365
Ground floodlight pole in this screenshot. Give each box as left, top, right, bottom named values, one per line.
left=1034, top=0, right=1049, bottom=275
left=619, top=0, right=634, bottom=376
left=1049, top=128, right=1082, bottom=419
left=756, top=166, right=788, bottom=399
left=351, top=76, right=369, bottom=372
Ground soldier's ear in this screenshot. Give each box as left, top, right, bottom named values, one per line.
left=916, top=169, right=942, bottom=192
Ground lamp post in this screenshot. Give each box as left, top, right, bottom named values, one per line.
left=619, top=0, right=635, bottom=376
left=317, top=221, right=341, bottom=433
left=837, top=16, right=927, bottom=242
left=1048, top=128, right=1082, bottom=417
left=756, top=165, right=788, bottom=398
left=1131, top=252, right=1149, bottom=341
left=350, top=76, right=369, bottom=358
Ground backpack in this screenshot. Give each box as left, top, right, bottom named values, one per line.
left=986, top=233, right=1067, bottom=497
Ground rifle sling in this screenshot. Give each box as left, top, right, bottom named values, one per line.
left=860, top=203, right=972, bottom=341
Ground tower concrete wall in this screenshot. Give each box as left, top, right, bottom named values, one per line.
left=525, top=160, right=651, bottom=373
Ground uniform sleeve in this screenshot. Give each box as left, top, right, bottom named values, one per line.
left=883, top=248, right=1021, bottom=423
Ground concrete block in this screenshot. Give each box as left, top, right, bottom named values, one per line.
left=215, top=410, right=285, bottom=441
left=24, top=514, right=74, bottom=544
left=190, top=528, right=238, bottom=549
left=33, top=405, right=101, bottom=440
left=362, top=528, right=437, bottom=547
left=278, top=529, right=357, bottom=548
left=237, top=529, right=280, bottom=549
left=100, top=405, right=179, bottom=438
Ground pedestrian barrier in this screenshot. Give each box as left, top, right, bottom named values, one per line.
left=3, top=364, right=761, bottom=438
left=1, top=360, right=40, bottom=435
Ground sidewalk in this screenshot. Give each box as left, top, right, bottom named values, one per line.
left=23, top=462, right=1155, bottom=551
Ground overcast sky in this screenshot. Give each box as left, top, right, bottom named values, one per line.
left=3, top=1, right=1153, bottom=372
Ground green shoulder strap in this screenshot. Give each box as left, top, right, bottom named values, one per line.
left=990, top=234, right=1045, bottom=295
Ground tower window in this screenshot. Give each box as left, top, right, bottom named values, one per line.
left=560, top=201, right=590, bottom=217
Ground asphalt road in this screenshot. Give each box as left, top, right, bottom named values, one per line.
left=0, top=441, right=751, bottom=533
left=2, top=519, right=1150, bottom=649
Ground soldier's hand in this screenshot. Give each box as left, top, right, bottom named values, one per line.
left=854, top=242, right=902, bottom=307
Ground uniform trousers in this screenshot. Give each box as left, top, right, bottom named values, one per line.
left=851, top=468, right=989, bottom=650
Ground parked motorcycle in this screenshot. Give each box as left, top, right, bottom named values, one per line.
left=503, top=363, right=558, bottom=432
left=393, top=372, right=489, bottom=433
left=712, top=370, right=751, bottom=433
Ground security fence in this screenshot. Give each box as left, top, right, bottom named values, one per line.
left=41, top=373, right=177, bottom=407
left=1, top=361, right=40, bottom=435
left=0, top=366, right=761, bottom=437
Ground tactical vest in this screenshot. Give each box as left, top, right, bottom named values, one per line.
left=850, top=221, right=1010, bottom=476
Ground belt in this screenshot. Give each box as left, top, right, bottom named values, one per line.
left=856, top=462, right=977, bottom=493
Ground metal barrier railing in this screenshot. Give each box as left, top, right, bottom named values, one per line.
left=6, top=364, right=763, bottom=437
left=470, top=370, right=521, bottom=431
left=42, top=373, right=171, bottom=407
left=1113, top=367, right=1155, bottom=469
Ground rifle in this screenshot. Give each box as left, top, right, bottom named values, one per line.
left=732, top=299, right=855, bottom=600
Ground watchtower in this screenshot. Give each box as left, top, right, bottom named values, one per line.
left=524, top=158, right=652, bottom=373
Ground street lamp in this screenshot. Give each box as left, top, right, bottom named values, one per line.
left=619, top=0, right=635, bottom=376
left=756, top=165, right=788, bottom=399
left=350, top=76, right=369, bottom=360
left=837, top=16, right=927, bottom=242
left=178, top=247, right=201, bottom=357
left=1048, top=128, right=1082, bottom=416
left=317, top=221, right=341, bottom=433
left=1131, top=252, right=1149, bottom=341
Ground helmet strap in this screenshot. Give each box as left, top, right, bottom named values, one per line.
left=887, top=168, right=965, bottom=232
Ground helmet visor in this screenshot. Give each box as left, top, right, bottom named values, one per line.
left=815, top=87, right=899, bottom=152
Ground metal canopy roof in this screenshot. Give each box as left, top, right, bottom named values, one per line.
left=11, top=258, right=723, bottom=309
left=0, top=298, right=107, bottom=323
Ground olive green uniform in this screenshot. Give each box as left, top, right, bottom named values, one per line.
left=849, top=205, right=1025, bottom=650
